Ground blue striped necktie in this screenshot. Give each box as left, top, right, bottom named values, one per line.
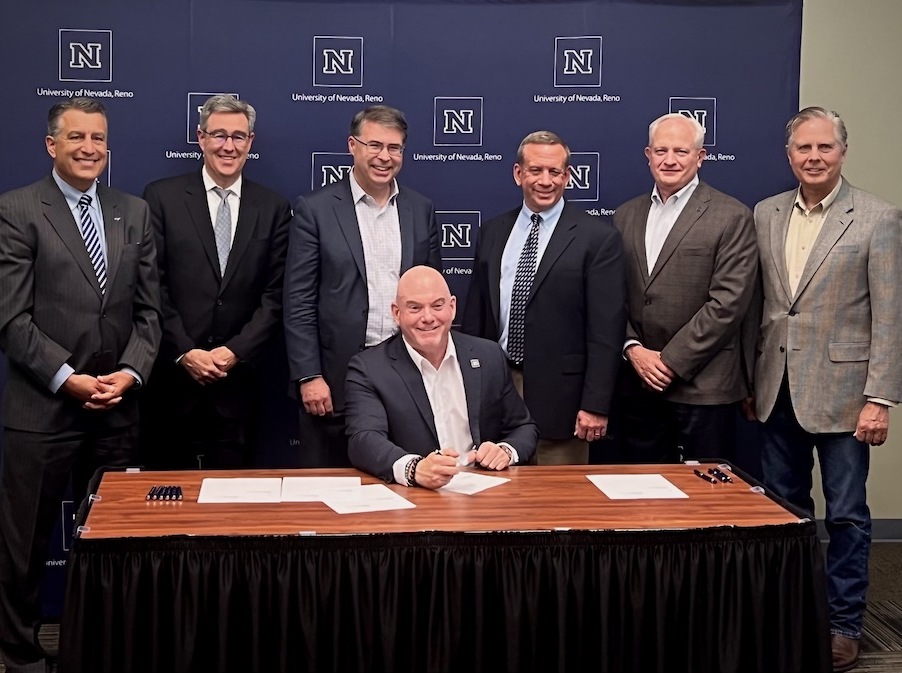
left=77, top=194, right=106, bottom=294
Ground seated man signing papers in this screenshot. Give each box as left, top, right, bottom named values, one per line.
left=345, top=266, right=538, bottom=488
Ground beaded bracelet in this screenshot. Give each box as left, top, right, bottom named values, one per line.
left=405, top=456, right=424, bottom=487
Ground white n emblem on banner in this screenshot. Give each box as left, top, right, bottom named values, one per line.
left=442, top=223, right=471, bottom=248
left=563, top=49, right=593, bottom=75
left=322, top=49, right=354, bottom=74
left=567, top=165, right=591, bottom=190
left=443, top=110, right=474, bottom=134
left=69, top=43, right=102, bottom=69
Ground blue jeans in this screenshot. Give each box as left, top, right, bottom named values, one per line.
left=760, top=385, right=871, bottom=638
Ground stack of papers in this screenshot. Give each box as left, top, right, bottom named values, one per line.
left=196, top=472, right=511, bottom=514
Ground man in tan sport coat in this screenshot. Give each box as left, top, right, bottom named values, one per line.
left=752, top=106, right=902, bottom=673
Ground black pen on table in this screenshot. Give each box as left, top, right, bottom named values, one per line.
left=709, top=468, right=733, bottom=483
left=146, top=485, right=159, bottom=501
left=693, top=469, right=718, bottom=484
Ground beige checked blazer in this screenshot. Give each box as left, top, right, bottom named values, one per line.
left=753, top=180, right=902, bottom=432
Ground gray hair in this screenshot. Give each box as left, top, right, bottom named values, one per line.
left=47, top=97, right=107, bottom=137
left=647, top=113, right=705, bottom=149
left=516, top=130, right=570, bottom=165
left=199, top=95, right=256, bottom=133
left=350, top=105, right=409, bottom=143
left=785, top=106, right=847, bottom=149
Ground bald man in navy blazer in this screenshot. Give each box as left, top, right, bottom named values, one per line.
left=346, top=267, right=537, bottom=486
left=0, top=98, right=161, bottom=673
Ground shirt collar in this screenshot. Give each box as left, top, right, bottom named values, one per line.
left=349, top=169, right=399, bottom=205
left=794, top=176, right=843, bottom=214
left=402, top=332, right=458, bottom=373
left=52, top=169, right=98, bottom=208
left=651, top=175, right=699, bottom=206
left=202, top=166, right=243, bottom=197
left=520, top=196, right=564, bottom=223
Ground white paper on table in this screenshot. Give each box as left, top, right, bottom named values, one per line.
left=281, top=476, right=362, bottom=502
left=196, top=477, right=283, bottom=503
left=439, top=471, right=510, bottom=495
left=586, top=474, right=688, bottom=500
left=322, top=483, right=416, bottom=514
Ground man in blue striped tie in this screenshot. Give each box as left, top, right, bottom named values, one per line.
left=0, top=97, right=161, bottom=673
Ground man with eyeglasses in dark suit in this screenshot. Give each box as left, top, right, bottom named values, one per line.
left=284, top=105, right=442, bottom=467
left=139, top=95, right=292, bottom=470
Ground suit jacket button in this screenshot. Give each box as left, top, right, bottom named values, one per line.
left=779, top=346, right=785, bottom=353
left=788, top=310, right=796, bottom=316
left=644, top=299, right=651, bottom=306
left=207, top=336, right=214, bottom=343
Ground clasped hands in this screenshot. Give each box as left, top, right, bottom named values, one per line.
left=63, top=371, right=136, bottom=410
left=181, top=346, right=237, bottom=384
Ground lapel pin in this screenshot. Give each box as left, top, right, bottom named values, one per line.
left=114, top=217, right=122, bottom=221
left=470, top=359, right=480, bottom=368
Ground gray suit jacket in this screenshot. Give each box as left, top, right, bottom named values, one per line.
left=614, top=181, right=759, bottom=404
left=283, top=177, right=441, bottom=413
left=0, top=175, right=161, bottom=431
left=754, top=180, right=902, bottom=431
left=345, top=332, right=538, bottom=482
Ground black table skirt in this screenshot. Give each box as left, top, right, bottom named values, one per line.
left=59, top=524, right=831, bottom=673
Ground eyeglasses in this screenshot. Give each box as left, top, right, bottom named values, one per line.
left=353, top=137, right=404, bottom=157
left=200, top=130, right=252, bottom=146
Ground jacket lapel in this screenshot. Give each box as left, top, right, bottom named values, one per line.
left=184, top=175, right=222, bottom=279
left=224, top=181, right=260, bottom=289
left=397, top=190, right=415, bottom=271
left=629, top=197, right=653, bottom=283
left=334, top=180, right=367, bottom=282
left=648, top=184, right=710, bottom=285
left=488, top=211, right=517, bottom=334
left=41, top=177, right=103, bottom=297
left=793, top=183, right=854, bottom=302
left=456, top=337, right=482, bottom=445
left=97, top=185, right=123, bottom=300
left=768, top=192, right=795, bottom=302
left=388, top=336, right=439, bottom=444
left=530, top=204, right=575, bottom=301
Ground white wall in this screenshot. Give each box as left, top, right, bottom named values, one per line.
left=801, top=0, right=902, bottom=520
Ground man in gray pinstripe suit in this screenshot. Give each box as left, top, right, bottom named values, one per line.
left=0, top=98, right=161, bottom=673
left=753, top=107, right=902, bottom=672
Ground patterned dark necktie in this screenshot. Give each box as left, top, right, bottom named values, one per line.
left=507, top=213, right=541, bottom=364
left=212, top=187, right=232, bottom=275
left=77, top=194, right=106, bottom=294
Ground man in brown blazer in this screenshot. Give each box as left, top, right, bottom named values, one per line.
left=753, top=107, right=902, bottom=673
left=0, top=98, right=161, bottom=673
left=612, top=113, right=758, bottom=464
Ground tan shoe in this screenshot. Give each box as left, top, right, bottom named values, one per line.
left=831, top=634, right=860, bottom=672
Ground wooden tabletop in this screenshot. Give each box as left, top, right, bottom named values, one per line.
left=78, top=463, right=801, bottom=539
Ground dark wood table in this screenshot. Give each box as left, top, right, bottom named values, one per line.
left=59, top=464, right=831, bottom=672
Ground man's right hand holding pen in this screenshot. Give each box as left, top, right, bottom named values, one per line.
left=413, top=442, right=515, bottom=489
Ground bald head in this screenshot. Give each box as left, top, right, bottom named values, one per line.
left=396, top=265, right=450, bottom=302
left=392, top=266, right=457, bottom=367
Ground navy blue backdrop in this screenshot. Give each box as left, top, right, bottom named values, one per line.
left=0, top=0, right=802, bottom=616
